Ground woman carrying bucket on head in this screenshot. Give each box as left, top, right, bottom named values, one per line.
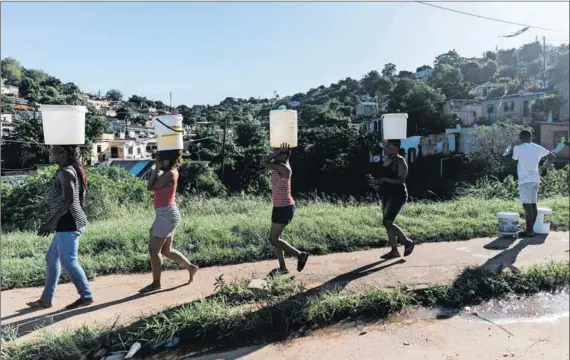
left=260, top=143, right=309, bottom=275
left=379, top=139, right=414, bottom=259
left=139, top=149, right=199, bottom=293
left=27, top=145, right=94, bottom=310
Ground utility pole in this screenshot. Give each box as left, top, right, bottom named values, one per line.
left=543, top=36, right=547, bottom=86
left=169, top=92, right=173, bottom=111
left=220, top=115, right=229, bottom=183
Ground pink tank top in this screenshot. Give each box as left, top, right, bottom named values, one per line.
left=153, top=173, right=177, bottom=208
left=271, top=169, right=295, bottom=207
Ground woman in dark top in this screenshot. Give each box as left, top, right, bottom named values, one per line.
left=27, top=145, right=93, bottom=310
left=379, top=140, right=414, bottom=259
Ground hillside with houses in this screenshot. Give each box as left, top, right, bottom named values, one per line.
left=1, top=40, right=568, bottom=193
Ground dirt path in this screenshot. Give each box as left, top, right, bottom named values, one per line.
left=2, top=232, right=568, bottom=342
left=184, top=315, right=569, bottom=360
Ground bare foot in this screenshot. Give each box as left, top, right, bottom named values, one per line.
left=381, top=250, right=401, bottom=260
left=26, top=300, right=52, bottom=309
left=187, top=265, right=199, bottom=284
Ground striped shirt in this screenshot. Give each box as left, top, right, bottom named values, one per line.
left=45, top=165, right=88, bottom=232
left=271, top=168, right=295, bottom=207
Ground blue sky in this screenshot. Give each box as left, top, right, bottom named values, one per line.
left=2, top=2, right=568, bottom=106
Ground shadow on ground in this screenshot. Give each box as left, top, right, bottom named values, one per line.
left=2, top=284, right=187, bottom=339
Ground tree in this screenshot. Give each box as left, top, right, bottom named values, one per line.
left=361, top=70, right=380, bottom=95
left=434, top=50, right=463, bottom=68
left=497, top=48, right=517, bottom=66
left=1, top=94, right=14, bottom=113
left=105, top=89, right=123, bottom=101
left=519, top=41, right=542, bottom=62
left=531, top=93, right=563, bottom=121
left=400, top=81, right=446, bottom=134
left=416, top=65, right=432, bottom=72
left=1, top=57, right=23, bottom=86
left=484, top=51, right=497, bottom=61
left=381, top=63, right=397, bottom=78
left=398, top=70, right=413, bottom=79
left=115, top=106, right=136, bottom=121
left=429, top=64, right=471, bottom=99
left=374, top=77, right=392, bottom=96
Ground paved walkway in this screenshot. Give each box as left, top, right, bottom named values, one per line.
left=1, top=232, right=568, bottom=342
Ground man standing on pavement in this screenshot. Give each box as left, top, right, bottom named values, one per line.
left=512, top=130, right=556, bottom=237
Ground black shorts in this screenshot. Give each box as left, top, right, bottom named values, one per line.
left=272, top=205, right=296, bottom=225
left=381, top=195, right=407, bottom=222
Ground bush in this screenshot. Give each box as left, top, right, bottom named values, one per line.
left=178, top=161, right=227, bottom=197
left=459, top=165, right=569, bottom=199
left=1, top=166, right=149, bottom=233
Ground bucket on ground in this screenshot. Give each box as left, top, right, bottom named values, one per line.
left=41, top=105, right=88, bottom=145
left=381, top=113, right=408, bottom=140
left=534, top=207, right=553, bottom=235
left=153, top=113, right=184, bottom=151
left=270, top=109, right=297, bottom=148
left=497, top=212, right=519, bottom=238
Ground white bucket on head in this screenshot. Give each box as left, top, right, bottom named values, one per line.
left=270, top=109, right=297, bottom=148
left=381, top=113, right=408, bottom=140
left=41, top=105, right=87, bottom=145
left=497, top=212, right=519, bottom=238
left=534, top=207, right=553, bottom=234
left=153, top=113, right=184, bottom=151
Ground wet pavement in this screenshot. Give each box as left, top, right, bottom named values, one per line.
left=184, top=290, right=570, bottom=360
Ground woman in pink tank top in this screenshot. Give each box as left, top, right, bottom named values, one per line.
left=139, top=150, right=199, bottom=293
left=261, top=143, right=309, bottom=275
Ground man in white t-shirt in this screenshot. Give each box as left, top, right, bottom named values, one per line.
left=512, top=130, right=555, bottom=237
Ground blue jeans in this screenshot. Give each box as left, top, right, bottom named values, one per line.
left=40, top=228, right=92, bottom=303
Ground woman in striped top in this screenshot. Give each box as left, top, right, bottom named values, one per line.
left=261, top=143, right=309, bottom=275
left=27, top=145, right=93, bottom=310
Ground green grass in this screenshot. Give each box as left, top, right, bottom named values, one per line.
left=3, top=261, right=568, bottom=360
left=2, top=195, right=569, bottom=290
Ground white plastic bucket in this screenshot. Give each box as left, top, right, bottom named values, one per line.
left=153, top=113, right=184, bottom=151
left=41, top=105, right=87, bottom=145
left=381, top=113, right=408, bottom=140
left=270, top=110, right=298, bottom=148
left=497, top=212, right=519, bottom=238
left=534, top=207, right=553, bottom=234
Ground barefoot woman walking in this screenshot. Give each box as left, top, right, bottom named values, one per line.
left=261, top=144, right=309, bottom=275
left=140, top=150, right=198, bottom=293
left=27, top=145, right=93, bottom=310
left=379, top=140, right=414, bottom=259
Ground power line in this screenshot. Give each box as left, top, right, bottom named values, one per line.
left=416, top=2, right=564, bottom=33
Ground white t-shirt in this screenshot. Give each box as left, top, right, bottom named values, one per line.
left=512, top=142, right=550, bottom=184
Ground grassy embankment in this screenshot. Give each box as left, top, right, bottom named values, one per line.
left=2, top=194, right=569, bottom=290
left=2, top=261, right=569, bottom=360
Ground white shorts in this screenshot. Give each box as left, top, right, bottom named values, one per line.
left=519, top=182, right=539, bottom=204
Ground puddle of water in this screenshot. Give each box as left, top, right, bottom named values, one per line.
left=329, top=290, right=570, bottom=333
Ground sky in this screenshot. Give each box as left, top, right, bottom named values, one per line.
left=1, top=2, right=569, bottom=107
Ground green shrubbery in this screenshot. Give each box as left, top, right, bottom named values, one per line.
left=459, top=165, right=569, bottom=199
left=1, top=166, right=149, bottom=232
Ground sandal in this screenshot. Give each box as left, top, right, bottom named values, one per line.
left=297, top=253, right=310, bottom=272
left=518, top=231, right=536, bottom=238
left=65, top=297, right=94, bottom=310
left=381, top=250, right=401, bottom=260
left=26, top=300, right=52, bottom=309
left=404, top=240, right=415, bottom=257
